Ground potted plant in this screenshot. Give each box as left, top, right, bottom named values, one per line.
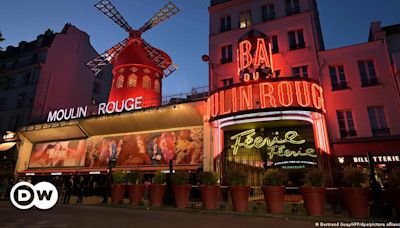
left=198, top=171, right=219, bottom=210
left=111, top=171, right=127, bottom=204
left=170, top=171, right=192, bottom=208
left=341, top=166, right=369, bottom=218
left=300, top=168, right=326, bottom=216
left=386, top=168, right=400, bottom=217
left=227, top=169, right=249, bottom=212
left=261, top=169, right=288, bottom=214
left=149, top=171, right=166, bottom=207
left=127, top=170, right=145, bottom=205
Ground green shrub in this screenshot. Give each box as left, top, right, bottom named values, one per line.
left=153, top=171, right=166, bottom=184
left=263, top=169, right=288, bottom=186
left=170, top=171, right=189, bottom=185
left=343, top=166, right=368, bottom=187
left=304, top=168, right=326, bottom=187
left=198, top=172, right=219, bottom=185
left=112, top=171, right=126, bottom=184
left=226, top=170, right=247, bottom=186
left=128, top=170, right=142, bottom=184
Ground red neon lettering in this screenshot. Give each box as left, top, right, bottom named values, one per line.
left=311, top=83, right=325, bottom=112
left=253, top=38, right=270, bottom=68
left=239, top=40, right=252, bottom=71
left=244, top=73, right=250, bottom=82
left=259, top=83, right=277, bottom=108
left=295, top=81, right=311, bottom=107
left=210, top=93, right=219, bottom=118
left=239, top=85, right=253, bottom=110
left=232, top=87, right=238, bottom=113
left=278, top=82, right=294, bottom=107
left=220, top=90, right=231, bottom=115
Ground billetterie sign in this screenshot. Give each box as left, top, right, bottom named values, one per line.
left=47, top=97, right=142, bottom=122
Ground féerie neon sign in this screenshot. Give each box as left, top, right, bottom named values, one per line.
left=230, top=129, right=316, bottom=160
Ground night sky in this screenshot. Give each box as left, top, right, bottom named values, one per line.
left=1, top=0, right=400, bottom=96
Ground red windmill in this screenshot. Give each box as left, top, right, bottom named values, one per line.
left=87, top=0, right=180, bottom=108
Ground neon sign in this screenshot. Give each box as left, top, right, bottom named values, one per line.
left=207, top=80, right=325, bottom=120
left=237, top=30, right=273, bottom=82
left=47, top=97, right=143, bottom=122
left=230, top=129, right=316, bottom=160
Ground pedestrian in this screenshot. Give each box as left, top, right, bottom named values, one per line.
left=63, top=176, right=74, bottom=204
left=103, top=174, right=112, bottom=203
left=77, top=176, right=85, bottom=203
left=54, top=176, right=64, bottom=203
left=144, top=177, right=151, bottom=201
left=0, top=177, right=9, bottom=199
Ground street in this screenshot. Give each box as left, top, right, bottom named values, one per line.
left=0, top=201, right=315, bottom=228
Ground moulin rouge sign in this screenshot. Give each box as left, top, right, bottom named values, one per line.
left=47, top=97, right=143, bottom=122
left=207, top=30, right=325, bottom=120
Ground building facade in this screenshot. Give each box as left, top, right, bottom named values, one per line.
left=0, top=24, right=112, bottom=133
left=208, top=0, right=400, bottom=186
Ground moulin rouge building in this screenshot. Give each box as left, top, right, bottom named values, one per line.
left=11, top=0, right=400, bottom=187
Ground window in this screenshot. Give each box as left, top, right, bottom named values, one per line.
left=239, top=10, right=251, bottom=28
left=262, top=4, right=275, bottom=21
left=220, top=45, right=232, bottom=64
left=286, top=0, right=300, bottom=15
left=367, top=106, right=390, bottom=136
left=222, top=78, right=233, bottom=87
left=271, top=35, right=279, bottom=54
left=115, top=75, right=124, bottom=88
left=220, top=15, right=231, bottom=32
left=288, top=30, right=305, bottom=50
left=21, top=72, right=31, bottom=86
left=337, top=110, right=357, bottom=138
left=292, top=65, right=308, bottom=78
left=142, top=75, right=151, bottom=89
left=127, top=74, right=137, bottom=87
left=93, top=81, right=101, bottom=94
left=17, top=93, right=26, bottom=108
left=274, top=70, right=281, bottom=78
left=154, top=80, right=160, bottom=93
left=358, top=60, right=379, bottom=87
left=329, top=65, right=348, bottom=90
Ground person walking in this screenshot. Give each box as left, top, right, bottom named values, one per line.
left=63, top=176, right=74, bottom=204
left=0, top=177, right=9, bottom=200
left=76, top=176, right=85, bottom=203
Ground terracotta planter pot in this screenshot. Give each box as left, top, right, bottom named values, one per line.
left=128, top=184, right=145, bottom=205
left=229, top=185, right=250, bottom=212
left=149, top=184, right=166, bottom=207
left=199, top=185, right=219, bottom=210
left=261, top=186, right=285, bottom=214
left=172, top=184, right=192, bottom=208
left=111, top=184, right=126, bottom=204
left=386, top=187, right=400, bottom=217
left=341, top=187, right=369, bottom=218
left=300, top=187, right=326, bottom=216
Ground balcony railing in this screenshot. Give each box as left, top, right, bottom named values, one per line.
left=286, top=7, right=301, bottom=16
left=332, top=81, right=350, bottom=91
left=361, top=77, right=381, bottom=87
left=340, top=129, right=357, bottom=138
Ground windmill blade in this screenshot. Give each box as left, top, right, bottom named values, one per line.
left=139, top=1, right=180, bottom=33
left=86, top=38, right=129, bottom=76
left=95, top=0, right=133, bottom=32
left=142, top=40, right=177, bottom=77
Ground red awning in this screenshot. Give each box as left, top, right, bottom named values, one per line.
left=333, top=139, right=400, bottom=156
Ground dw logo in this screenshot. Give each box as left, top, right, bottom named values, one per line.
left=10, top=181, right=58, bottom=210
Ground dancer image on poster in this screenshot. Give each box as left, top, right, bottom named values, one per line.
left=124, top=135, right=151, bottom=165
left=159, top=133, right=175, bottom=164
left=189, top=128, right=203, bottom=164
left=148, top=138, right=163, bottom=165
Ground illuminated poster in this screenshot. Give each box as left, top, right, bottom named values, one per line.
left=224, top=124, right=317, bottom=169
left=29, top=140, right=87, bottom=168
left=84, top=128, right=203, bottom=168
